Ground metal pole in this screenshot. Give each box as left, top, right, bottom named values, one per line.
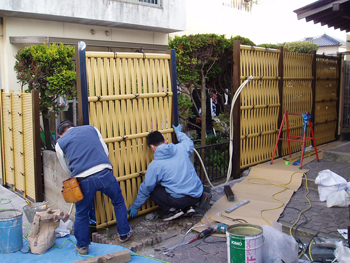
left=76, top=41, right=89, bottom=126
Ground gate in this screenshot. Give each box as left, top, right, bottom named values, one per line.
left=76, top=42, right=178, bottom=228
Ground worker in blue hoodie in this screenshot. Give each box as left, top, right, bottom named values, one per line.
left=128, top=124, right=203, bottom=221
left=55, top=121, right=132, bottom=255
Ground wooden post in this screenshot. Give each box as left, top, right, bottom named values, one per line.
left=277, top=46, right=284, bottom=158
left=32, top=90, right=43, bottom=201
left=336, top=53, right=342, bottom=138
left=232, top=40, right=241, bottom=179
left=76, top=41, right=89, bottom=126
left=311, top=51, right=316, bottom=142
left=168, top=49, right=179, bottom=143
left=0, top=90, right=4, bottom=185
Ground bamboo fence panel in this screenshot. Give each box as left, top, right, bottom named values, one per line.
left=1, top=91, right=15, bottom=186
left=85, top=52, right=173, bottom=228
left=22, top=93, right=36, bottom=200
left=240, top=47, right=280, bottom=168
left=0, top=91, right=37, bottom=200
left=314, top=56, right=338, bottom=144
left=281, top=52, right=313, bottom=156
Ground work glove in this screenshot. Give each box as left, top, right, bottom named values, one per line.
left=127, top=206, right=138, bottom=218
left=172, top=124, right=182, bottom=134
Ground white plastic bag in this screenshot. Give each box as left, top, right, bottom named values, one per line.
left=55, top=219, right=73, bottom=238
left=262, top=225, right=298, bottom=263
left=326, top=190, right=350, bottom=207
left=315, top=169, right=347, bottom=201
left=334, top=241, right=350, bottom=263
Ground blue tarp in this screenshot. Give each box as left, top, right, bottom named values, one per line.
left=0, top=235, right=166, bottom=263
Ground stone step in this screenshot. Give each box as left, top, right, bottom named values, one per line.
left=323, top=141, right=350, bottom=163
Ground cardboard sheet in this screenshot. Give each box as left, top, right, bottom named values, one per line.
left=196, top=141, right=343, bottom=233
left=200, top=163, right=307, bottom=228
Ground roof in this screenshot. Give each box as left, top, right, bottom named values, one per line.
left=294, top=0, right=350, bottom=33
left=303, top=33, right=344, bottom=46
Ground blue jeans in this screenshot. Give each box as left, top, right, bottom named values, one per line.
left=74, top=169, right=131, bottom=248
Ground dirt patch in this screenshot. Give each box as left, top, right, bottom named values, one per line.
left=94, top=209, right=206, bottom=254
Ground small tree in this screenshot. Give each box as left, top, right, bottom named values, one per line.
left=14, top=43, right=77, bottom=150
left=169, top=34, right=227, bottom=146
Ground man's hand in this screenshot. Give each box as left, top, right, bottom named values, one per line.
left=172, top=124, right=182, bottom=134
left=127, top=206, right=138, bottom=218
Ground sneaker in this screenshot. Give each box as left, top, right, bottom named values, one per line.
left=163, top=209, right=184, bottom=221
left=184, top=206, right=195, bottom=217
left=169, top=207, right=176, bottom=212
left=75, top=246, right=89, bottom=255
left=119, top=229, right=134, bottom=243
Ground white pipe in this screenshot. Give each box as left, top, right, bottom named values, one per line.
left=225, top=76, right=254, bottom=183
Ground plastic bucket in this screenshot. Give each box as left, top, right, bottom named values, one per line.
left=23, top=201, right=48, bottom=224
left=0, top=209, right=23, bottom=253
left=226, top=223, right=263, bottom=263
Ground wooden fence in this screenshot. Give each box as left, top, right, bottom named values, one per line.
left=76, top=41, right=340, bottom=228
left=232, top=41, right=340, bottom=175
left=0, top=90, right=42, bottom=201
left=76, top=43, right=177, bottom=228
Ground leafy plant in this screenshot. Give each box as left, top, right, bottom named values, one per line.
left=283, top=41, right=318, bottom=54
left=14, top=43, right=77, bottom=150
left=177, top=93, right=195, bottom=127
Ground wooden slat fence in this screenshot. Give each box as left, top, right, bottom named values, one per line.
left=76, top=42, right=340, bottom=227
left=314, top=56, right=339, bottom=144
left=234, top=42, right=340, bottom=172
left=0, top=90, right=42, bottom=201
left=78, top=50, right=175, bottom=228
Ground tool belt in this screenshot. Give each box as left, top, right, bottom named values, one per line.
left=61, top=177, right=84, bottom=203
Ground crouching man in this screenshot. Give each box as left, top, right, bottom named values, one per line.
left=128, top=124, right=203, bottom=221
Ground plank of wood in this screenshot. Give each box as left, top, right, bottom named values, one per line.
left=74, top=249, right=131, bottom=263
left=224, top=185, right=235, bottom=202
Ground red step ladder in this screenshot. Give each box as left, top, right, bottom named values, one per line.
left=270, top=110, right=319, bottom=169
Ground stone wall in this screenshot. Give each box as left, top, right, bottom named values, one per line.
left=42, top=150, right=75, bottom=216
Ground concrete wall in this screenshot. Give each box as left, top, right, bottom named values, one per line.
left=0, top=0, right=185, bottom=33
left=42, top=150, right=75, bottom=217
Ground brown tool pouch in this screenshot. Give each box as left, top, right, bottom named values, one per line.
left=61, top=177, right=84, bottom=203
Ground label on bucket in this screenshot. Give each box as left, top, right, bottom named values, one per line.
left=226, top=224, right=263, bottom=263
left=229, top=237, right=261, bottom=263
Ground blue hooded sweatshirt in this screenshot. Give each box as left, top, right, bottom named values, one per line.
left=132, top=132, right=203, bottom=209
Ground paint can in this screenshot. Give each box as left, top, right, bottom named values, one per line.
left=226, top=223, right=263, bottom=263
left=0, top=209, right=23, bottom=253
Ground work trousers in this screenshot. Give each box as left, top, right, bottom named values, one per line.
left=74, top=169, right=131, bottom=248
left=150, top=184, right=201, bottom=213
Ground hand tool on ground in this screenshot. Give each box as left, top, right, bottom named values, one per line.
left=225, top=199, right=250, bottom=213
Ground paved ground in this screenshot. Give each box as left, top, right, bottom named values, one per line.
left=2, top=140, right=350, bottom=262
left=119, top=140, right=350, bottom=263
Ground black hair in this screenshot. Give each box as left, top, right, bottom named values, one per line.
left=57, top=120, right=75, bottom=136
left=146, top=131, right=165, bottom=147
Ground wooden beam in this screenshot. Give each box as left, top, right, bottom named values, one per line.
left=74, top=249, right=131, bottom=263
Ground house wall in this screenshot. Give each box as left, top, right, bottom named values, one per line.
left=0, top=0, right=185, bottom=92
left=1, top=17, right=170, bottom=91
left=0, top=0, right=185, bottom=33
left=317, top=45, right=345, bottom=55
